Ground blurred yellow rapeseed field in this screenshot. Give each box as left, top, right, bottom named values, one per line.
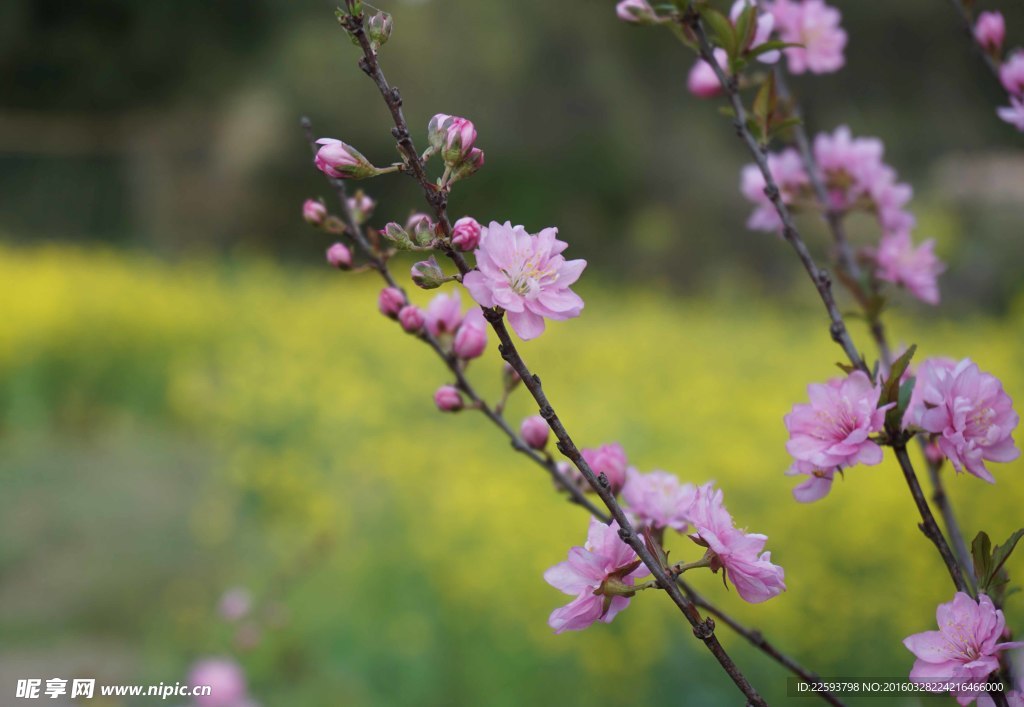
left=1, top=243, right=1022, bottom=706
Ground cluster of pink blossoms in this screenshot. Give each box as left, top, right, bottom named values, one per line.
left=903, top=358, right=1020, bottom=483
left=742, top=126, right=944, bottom=304
left=784, top=358, right=1019, bottom=500
left=904, top=592, right=1023, bottom=705
left=686, top=0, right=846, bottom=98
left=545, top=462, right=785, bottom=632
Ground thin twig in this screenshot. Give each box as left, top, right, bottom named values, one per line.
left=301, top=118, right=610, bottom=523
left=893, top=445, right=969, bottom=593
left=337, top=5, right=768, bottom=704
left=925, top=458, right=978, bottom=594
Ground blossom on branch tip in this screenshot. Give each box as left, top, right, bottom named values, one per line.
left=434, top=385, right=464, bottom=412
left=903, top=358, right=1019, bottom=482
left=581, top=443, right=629, bottom=494
left=398, top=305, right=425, bottom=334
left=303, top=199, right=327, bottom=226
left=904, top=592, right=1023, bottom=704
left=783, top=371, right=891, bottom=501
left=975, top=11, right=1005, bottom=54
left=615, top=0, right=658, bottom=24
left=462, top=221, right=586, bottom=340
left=451, top=216, right=482, bottom=251
left=621, top=469, right=696, bottom=533
left=1001, top=52, right=1024, bottom=96
left=378, top=287, right=405, bottom=318
left=687, top=48, right=729, bottom=99
left=326, top=242, right=352, bottom=269
left=520, top=415, right=549, bottom=450
left=768, top=0, right=847, bottom=75
left=740, top=149, right=808, bottom=232
left=688, top=483, right=786, bottom=603
left=452, top=307, right=488, bottom=360
left=543, top=519, right=648, bottom=633
left=874, top=231, right=944, bottom=305
left=314, top=138, right=377, bottom=179
left=441, top=116, right=477, bottom=166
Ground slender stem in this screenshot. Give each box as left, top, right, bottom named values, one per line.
left=677, top=579, right=846, bottom=707
left=683, top=12, right=866, bottom=376
left=925, top=457, right=978, bottom=594
left=893, top=445, right=969, bottom=593
left=944, top=0, right=1002, bottom=84
left=302, top=118, right=609, bottom=523
left=338, top=6, right=767, bottom=704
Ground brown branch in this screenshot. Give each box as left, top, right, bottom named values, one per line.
left=925, top=457, right=978, bottom=594
left=678, top=579, right=845, bottom=707
left=893, top=445, right=969, bottom=593
left=683, top=13, right=866, bottom=376
left=335, top=4, right=768, bottom=704
left=301, top=118, right=610, bottom=523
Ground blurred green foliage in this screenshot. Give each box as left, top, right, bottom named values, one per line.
left=1, top=245, right=1022, bottom=705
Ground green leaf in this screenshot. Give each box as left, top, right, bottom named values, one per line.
left=881, top=344, right=916, bottom=405
left=768, top=116, right=803, bottom=138
left=734, top=4, right=756, bottom=54
left=972, top=531, right=993, bottom=588
left=701, top=8, right=737, bottom=57
left=836, top=362, right=857, bottom=375
left=987, top=528, right=1024, bottom=588
left=748, top=40, right=804, bottom=56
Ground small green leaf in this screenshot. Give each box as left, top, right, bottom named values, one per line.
left=836, top=362, right=857, bottom=375
left=701, top=8, right=737, bottom=57
left=881, top=344, right=916, bottom=404
left=986, top=528, right=1024, bottom=589
left=972, top=531, right=993, bottom=587
left=748, top=40, right=804, bottom=56
left=734, top=4, right=756, bottom=54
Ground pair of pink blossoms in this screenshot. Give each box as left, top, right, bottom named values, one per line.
left=785, top=359, right=1019, bottom=502
left=685, top=0, right=847, bottom=99
left=544, top=477, right=786, bottom=633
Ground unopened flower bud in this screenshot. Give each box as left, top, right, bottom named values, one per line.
left=398, top=305, right=425, bottom=333
left=367, top=11, right=393, bottom=50
left=450, top=148, right=485, bottom=182
left=616, top=0, right=658, bottom=24
left=411, top=257, right=445, bottom=289
left=451, top=216, right=482, bottom=251
left=520, top=415, right=549, bottom=450
left=378, top=287, right=405, bottom=317
left=453, top=310, right=487, bottom=360
left=303, top=199, right=327, bottom=226
left=503, top=362, right=521, bottom=391
left=346, top=190, right=376, bottom=224
left=442, top=117, right=477, bottom=166
left=975, top=11, right=1005, bottom=54
left=410, top=217, right=435, bottom=247
left=427, top=114, right=452, bottom=151
left=434, top=385, right=464, bottom=412
left=382, top=222, right=414, bottom=250
left=314, top=138, right=378, bottom=179
left=326, top=242, right=352, bottom=269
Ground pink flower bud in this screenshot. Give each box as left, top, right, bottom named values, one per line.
left=411, top=257, right=445, bottom=289
left=616, top=0, right=657, bottom=24
left=314, top=138, right=377, bottom=179
left=326, top=242, right=352, bottom=269
left=217, top=587, right=252, bottom=622
left=427, top=114, right=452, bottom=151
left=975, top=11, right=1005, bottom=53
left=434, top=385, right=464, bottom=412
left=451, top=148, right=485, bottom=181
left=451, top=216, right=482, bottom=251
left=346, top=190, right=376, bottom=224
left=382, top=222, right=414, bottom=250
left=188, top=659, right=249, bottom=707
left=687, top=48, right=728, bottom=99
left=1000, top=52, right=1024, bottom=96
left=398, top=305, right=425, bottom=333
left=453, top=308, right=488, bottom=359
left=367, top=11, right=393, bottom=49
left=378, top=287, right=405, bottom=317
left=442, top=117, right=477, bottom=165
left=520, top=415, right=549, bottom=450
left=302, top=199, right=327, bottom=225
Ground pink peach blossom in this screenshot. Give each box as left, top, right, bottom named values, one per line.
left=378, top=287, right=405, bottom=317
left=616, top=0, right=657, bottom=23
left=1001, top=52, right=1024, bottom=96
left=302, top=199, right=326, bottom=225
left=398, top=305, right=424, bottom=333
left=543, top=519, right=648, bottom=633
left=520, top=415, right=549, bottom=450
left=904, top=592, right=1023, bottom=700
left=451, top=216, right=482, bottom=251
left=688, top=483, right=786, bottom=603
left=314, top=138, right=375, bottom=179
left=740, top=149, right=808, bottom=232
left=462, top=221, right=586, bottom=340
left=621, top=469, right=696, bottom=532
left=581, top=443, right=629, bottom=494
left=452, top=307, right=488, bottom=359
left=784, top=371, right=891, bottom=495
left=434, top=385, right=463, bottom=412
left=998, top=96, right=1024, bottom=131
left=425, top=290, right=463, bottom=338
left=874, top=230, right=944, bottom=305
left=731, top=0, right=780, bottom=64
left=188, top=658, right=250, bottom=707
left=326, top=242, right=352, bottom=269
left=769, top=0, right=847, bottom=74
left=904, top=358, right=1019, bottom=482
left=687, top=48, right=729, bottom=99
